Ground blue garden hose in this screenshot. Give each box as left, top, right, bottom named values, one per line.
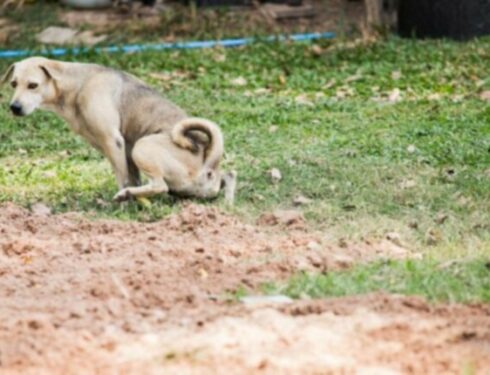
left=0, top=31, right=335, bottom=59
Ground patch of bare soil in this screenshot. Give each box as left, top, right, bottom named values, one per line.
left=0, top=203, right=489, bottom=374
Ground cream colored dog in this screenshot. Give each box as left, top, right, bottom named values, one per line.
left=2, top=57, right=236, bottom=203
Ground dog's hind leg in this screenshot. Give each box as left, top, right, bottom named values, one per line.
left=113, top=177, right=168, bottom=201
left=125, top=142, right=141, bottom=187
left=113, top=135, right=170, bottom=201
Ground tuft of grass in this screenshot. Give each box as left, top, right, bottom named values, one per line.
left=263, top=259, right=490, bottom=303
left=0, top=37, right=489, bottom=254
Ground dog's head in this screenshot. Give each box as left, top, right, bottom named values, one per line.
left=2, top=57, right=62, bottom=116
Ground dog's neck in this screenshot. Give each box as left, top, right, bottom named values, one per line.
left=41, top=76, right=85, bottom=134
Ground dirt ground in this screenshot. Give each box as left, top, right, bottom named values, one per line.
left=1, top=203, right=490, bottom=374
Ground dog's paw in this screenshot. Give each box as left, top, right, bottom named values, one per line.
left=113, top=189, right=132, bottom=202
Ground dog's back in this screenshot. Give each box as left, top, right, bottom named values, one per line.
left=116, top=72, right=187, bottom=143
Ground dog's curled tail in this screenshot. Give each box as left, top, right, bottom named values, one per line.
left=171, top=117, right=224, bottom=170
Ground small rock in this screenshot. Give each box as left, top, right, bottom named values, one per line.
left=268, top=168, right=282, bottom=184
left=240, top=295, right=293, bottom=307
left=332, top=253, right=354, bottom=268
left=407, top=144, right=416, bottom=153
left=36, top=27, right=78, bottom=45
left=306, top=241, right=321, bottom=251
left=385, top=232, right=402, bottom=246
left=293, top=195, right=312, bottom=206
left=30, top=203, right=52, bottom=216
left=307, top=252, right=324, bottom=268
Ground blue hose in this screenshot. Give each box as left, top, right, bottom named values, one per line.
left=0, top=31, right=335, bottom=59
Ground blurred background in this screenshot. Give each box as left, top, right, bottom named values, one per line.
left=1, top=0, right=488, bottom=50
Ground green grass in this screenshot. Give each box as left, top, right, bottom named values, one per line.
left=0, top=36, right=489, bottom=254
left=263, top=259, right=490, bottom=303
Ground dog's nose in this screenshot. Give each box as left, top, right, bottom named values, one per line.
left=10, top=102, right=23, bottom=116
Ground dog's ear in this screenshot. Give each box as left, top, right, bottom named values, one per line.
left=1, top=64, right=15, bottom=85
left=39, top=61, right=63, bottom=81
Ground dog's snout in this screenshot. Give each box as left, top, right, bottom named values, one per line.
left=10, top=102, right=23, bottom=116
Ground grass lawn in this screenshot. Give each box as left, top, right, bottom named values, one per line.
left=263, top=259, right=490, bottom=303
left=1, top=36, right=489, bottom=300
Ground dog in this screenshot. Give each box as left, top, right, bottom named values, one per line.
left=2, top=56, right=236, bottom=203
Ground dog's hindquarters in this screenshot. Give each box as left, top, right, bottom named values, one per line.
left=171, top=117, right=224, bottom=171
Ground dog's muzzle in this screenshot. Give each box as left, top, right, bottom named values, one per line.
left=10, top=102, right=24, bottom=116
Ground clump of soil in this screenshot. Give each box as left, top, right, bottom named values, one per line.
left=0, top=203, right=488, bottom=374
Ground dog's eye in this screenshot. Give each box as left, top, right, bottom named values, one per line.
left=27, top=83, right=38, bottom=90
left=10, top=81, right=17, bottom=88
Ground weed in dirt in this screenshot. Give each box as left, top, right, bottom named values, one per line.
left=0, top=37, right=489, bottom=254
left=263, top=259, right=490, bottom=303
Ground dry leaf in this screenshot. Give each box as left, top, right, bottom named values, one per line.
left=427, top=93, right=441, bottom=101
left=293, top=195, right=312, bottom=206
left=278, top=75, right=286, bottom=85
left=400, top=179, right=417, bottom=189
left=254, top=88, right=270, bottom=95
left=310, top=44, right=323, bottom=56
left=149, top=71, right=188, bottom=82
left=268, top=168, right=282, bottom=184
left=425, top=228, right=442, bottom=245
left=435, top=212, right=449, bottom=225
left=391, top=70, right=402, bottom=80
left=323, top=79, right=336, bottom=89
left=294, top=94, right=314, bottom=106
left=213, top=54, right=226, bottom=63
left=345, top=73, right=362, bottom=83
left=230, top=77, right=247, bottom=86
left=388, top=88, right=401, bottom=103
